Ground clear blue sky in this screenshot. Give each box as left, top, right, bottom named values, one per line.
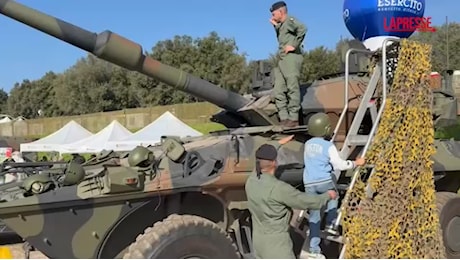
left=0, top=0, right=457, bottom=93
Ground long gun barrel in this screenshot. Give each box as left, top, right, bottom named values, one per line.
left=0, top=0, right=249, bottom=112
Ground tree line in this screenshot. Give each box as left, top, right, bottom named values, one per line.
left=0, top=22, right=458, bottom=119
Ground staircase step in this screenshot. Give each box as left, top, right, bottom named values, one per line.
left=347, top=134, right=370, bottom=146
left=322, top=233, right=344, bottom=244
left=336, top=184, right=349, bottom=191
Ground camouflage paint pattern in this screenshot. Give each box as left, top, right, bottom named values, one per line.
left=0, top=0, right=459, bottom=258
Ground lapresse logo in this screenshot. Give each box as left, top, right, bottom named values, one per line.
left=377, top=0, right=423, bottom=15
left=377, top=0, right=435, bottom=32
left=383, top=16, right=436, bottom=32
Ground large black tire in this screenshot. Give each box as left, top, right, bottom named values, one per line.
left=123, top=214, right=241, bottom=259
left=436, top=191, right=460, bottom=259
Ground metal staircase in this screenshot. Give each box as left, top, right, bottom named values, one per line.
left=326, top=37, right=401, bottom=258
left=330, top=48, right=379, bottom=176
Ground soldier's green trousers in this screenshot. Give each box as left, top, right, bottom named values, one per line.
left=253, top=232, right=296, bottom=259
left=273, top=53, right=304, bottom=121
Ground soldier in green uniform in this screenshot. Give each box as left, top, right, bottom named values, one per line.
left=245, top=138, right=337, bottom=259
left=270, top=1, right=307, bottom=127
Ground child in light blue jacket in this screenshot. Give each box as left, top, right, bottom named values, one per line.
left=301, top=112, right=365, bottom=259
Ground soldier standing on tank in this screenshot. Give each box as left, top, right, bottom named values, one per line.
left=301, top=112, right=365, bottom=259
left=245, top=137, right=337, bottom=259
left=270, top=1, right=306, bottom=127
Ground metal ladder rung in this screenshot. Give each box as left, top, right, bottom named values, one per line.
left=337, top=165, right=374, bottom=191
left=323, top=234, right=344, bottom=244
left=336, top=183, right=350, bottom=191
left=347, top=134, right=370, bottom=146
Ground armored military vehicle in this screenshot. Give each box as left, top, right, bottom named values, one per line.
left=0, top=0, right=459, bottom=259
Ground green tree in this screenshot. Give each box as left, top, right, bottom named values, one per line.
left=7, top=72, right=58, bottom=118
left=53, top=55, right=139, bottom=115
left=139, top=32, right=252, bottom=104
left=410, top=22, right=460, bottom=72
left=300, top=46, right=341, bottom=83
left=0, top=89, right=8, bottom=114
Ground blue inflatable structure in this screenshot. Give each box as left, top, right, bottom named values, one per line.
left=343, top=0, right=425, bottom=50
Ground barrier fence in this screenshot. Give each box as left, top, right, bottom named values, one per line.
left=0, top=102, right=221, bottom=138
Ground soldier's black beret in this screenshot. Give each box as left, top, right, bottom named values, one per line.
left=270, top=1, right=287, bottom=12
left=255, top=144, right=277, bottom=161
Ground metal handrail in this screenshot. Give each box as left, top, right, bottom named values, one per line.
left=360, top=37, right=400, bottom=155
left=331, top=48, right=374, bottom=142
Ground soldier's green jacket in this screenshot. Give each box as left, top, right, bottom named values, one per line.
left=245, top=172, right=330, bottom=259
left=273, top=15, right=307, bottom=58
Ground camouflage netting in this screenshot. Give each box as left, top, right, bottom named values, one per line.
left=341, top=39, right=445, bottom=258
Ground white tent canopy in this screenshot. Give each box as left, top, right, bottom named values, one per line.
left=20, top=120, right=93, bottom=152
left=0, top=115, right=12, bottom=124
left=60, top=120, right=133, bottom=153
left=110, top=111, right=203, bottom=151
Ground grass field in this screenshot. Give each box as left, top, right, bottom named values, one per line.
left=188, top=122, right=227, bottom=133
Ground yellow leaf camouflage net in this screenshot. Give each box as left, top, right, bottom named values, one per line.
left=341, top=39, right=445, bottom=259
